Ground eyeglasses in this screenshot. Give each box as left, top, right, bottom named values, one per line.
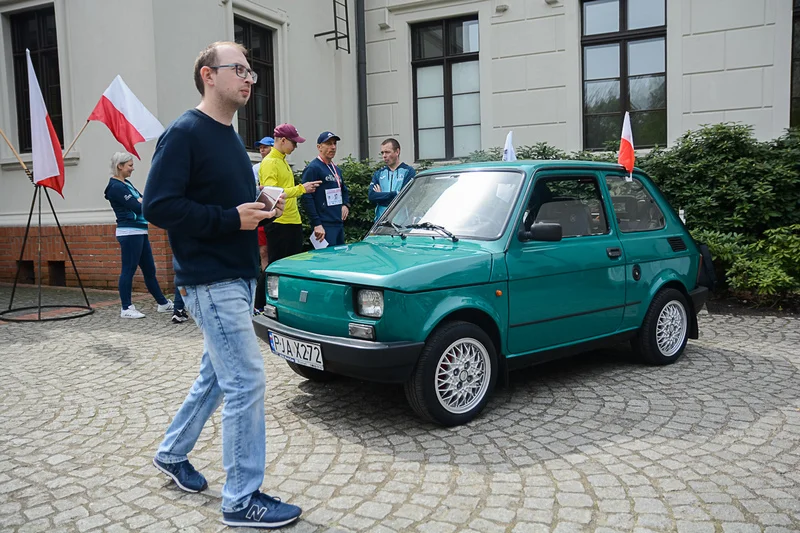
left=209, top=63, right=258, bottom=83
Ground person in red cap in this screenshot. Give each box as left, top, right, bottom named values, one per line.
left=254, top=124, right=321, bottom=310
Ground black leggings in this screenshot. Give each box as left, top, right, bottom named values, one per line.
left=254, top=224, right=304, bottom=309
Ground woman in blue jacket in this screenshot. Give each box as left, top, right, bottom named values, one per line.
left=104, top=152, right=172, bottom=319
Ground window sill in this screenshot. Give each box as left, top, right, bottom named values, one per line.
left=0, top=152, right=80, bottom=172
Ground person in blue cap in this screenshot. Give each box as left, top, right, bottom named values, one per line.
left=300, top=131, right=350, bottom=246
left=252, top=136, right=274, bottom=185
left=252, top=136, right=275, bottom=272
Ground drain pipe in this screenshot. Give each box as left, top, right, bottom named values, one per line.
left=355, top=0, right=369, bottom=160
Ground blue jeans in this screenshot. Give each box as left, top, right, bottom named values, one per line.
left=116, top=234, right=168, bottom=309
left=155, top=278, right=264, bottom=513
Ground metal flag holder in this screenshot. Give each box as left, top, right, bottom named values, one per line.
left=0, top=124, right=94, bottom=322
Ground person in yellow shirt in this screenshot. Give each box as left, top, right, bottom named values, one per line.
left=255, top=123, right=321, bottom=310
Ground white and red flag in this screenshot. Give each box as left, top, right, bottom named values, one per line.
left=618, top=111, right=635, bottom=176
left=27, top=49, right=65, bottom=196
left=88, top=75, right=164, bottom=158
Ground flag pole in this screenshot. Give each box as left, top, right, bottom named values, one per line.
left=0, top=127, right=34, bottom=183
left=62, top=120, right=89, bottom=159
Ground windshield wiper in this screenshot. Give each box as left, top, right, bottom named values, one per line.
left=407, top=222, right=459, bottom=242
left=376, top=220, right=407, bottom=239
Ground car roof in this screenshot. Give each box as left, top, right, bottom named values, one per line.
left=416, top=160, right=645, bottom=176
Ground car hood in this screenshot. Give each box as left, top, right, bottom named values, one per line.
left=267, top=239, right=493, bottom=292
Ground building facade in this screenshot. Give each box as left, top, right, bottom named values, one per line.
left=0, top=0, right=797, bottom=292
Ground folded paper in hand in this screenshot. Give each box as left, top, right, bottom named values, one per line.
left=256, top=186, right=283, bottom=211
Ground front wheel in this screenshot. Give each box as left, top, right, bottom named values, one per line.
left=633, top=288, right=690, bottom=365
left=404, top=321, right=497, bottom=426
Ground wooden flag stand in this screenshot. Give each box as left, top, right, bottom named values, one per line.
left=0, top=125, right=94, bottom=322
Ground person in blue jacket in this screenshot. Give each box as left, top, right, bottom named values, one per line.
left=300, top=131, right=350, bottom=246
left=103, top=152, right=172, bottom=319
left=368, top=138, right=415, bottom=221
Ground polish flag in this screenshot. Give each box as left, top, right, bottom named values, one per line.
left=27, top=49, right=65, bottom=196
left=618, top=111, right=635, bottom=174
left=88, top=76, right=164, bottom=158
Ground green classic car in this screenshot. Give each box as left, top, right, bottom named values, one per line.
left=254, top=161, right=713, bottom=426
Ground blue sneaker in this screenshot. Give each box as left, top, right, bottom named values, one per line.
left=152, top=457, right=208, bottom=493
left=222, top=491, right=302, bottom=529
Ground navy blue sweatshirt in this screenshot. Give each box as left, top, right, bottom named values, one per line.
left=104, top=178, right=148, bottom=230
left=142, top=109, right=259, bottom=287
left=300, top=157, right=350, bottom=227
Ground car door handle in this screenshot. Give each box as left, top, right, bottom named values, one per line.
left=607, top=247, right=622, bottom=259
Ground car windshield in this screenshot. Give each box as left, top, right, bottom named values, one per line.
left=371, top=170, right=524, bottom=240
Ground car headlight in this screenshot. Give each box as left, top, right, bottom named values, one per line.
left=267, top=275, right=279, bottom=300
left=356, top=289, right=383, bottom=318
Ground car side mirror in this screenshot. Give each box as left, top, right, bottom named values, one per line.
left=518, top=223, right=562, bottom=242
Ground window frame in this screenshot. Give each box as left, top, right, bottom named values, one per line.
left=522, top=174, right=612, bottom=240
left=10, top=4, right=63, bottom=153
left=580, top=0, right=667, bottom=150
left=234, top=16, right=276, bottom=151
left=411, top=15, right=480, bottom=162
left=604, top=174, right=666, bottom=233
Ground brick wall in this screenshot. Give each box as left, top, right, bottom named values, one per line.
left=0, top=224, right=175, bottom=293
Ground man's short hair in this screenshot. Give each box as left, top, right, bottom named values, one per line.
left=381, top=138, right=400, bottom=151
left=193, top=41, right=248, bottom=96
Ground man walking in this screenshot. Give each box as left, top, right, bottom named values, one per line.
left=368, top=138, right=415, bottom=221
left=300, top=131, right=350, bottom=246
left=142, top=41, right=300, bottom=529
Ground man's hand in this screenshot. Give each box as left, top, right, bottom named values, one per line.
left=341, top=205, right=349, bottom=221
left=372, top=183, right=381, bottom=193
left=313, top=225, right=325, bottom=241
left=303, top=181, right=323, bottom=193
left=138, top=198, right=143, bottom=203
left=237, top=202, right=273, bottom=230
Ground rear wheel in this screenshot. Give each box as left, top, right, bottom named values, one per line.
left=633, top=288, right=690, bottom=365
left=405, top=321, right=497, bottom=426
left=286, top=361, right=337, bottom=382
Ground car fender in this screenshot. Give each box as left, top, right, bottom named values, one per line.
left=646, top=269, right=698, bottom=338
left=420, top=292, right=505, bottom=349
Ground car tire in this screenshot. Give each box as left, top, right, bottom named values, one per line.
left=404, top=320, right=497, bottom=426
left=633, top=288, right=690, bottom=365
left=286, top=361, right=337, bottom=382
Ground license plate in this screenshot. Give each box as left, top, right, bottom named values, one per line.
left=268, top=331, right=324, bottom=371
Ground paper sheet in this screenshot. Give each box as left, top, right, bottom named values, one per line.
left=310, top=234, right=329, bottom=249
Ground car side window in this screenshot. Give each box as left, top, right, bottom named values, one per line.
left=523, top=176, right=609, bottom=238
left=605, top=176, right=666, bottom=232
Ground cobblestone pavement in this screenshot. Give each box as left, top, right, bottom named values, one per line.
left=1, top=286, right=799, bottom=533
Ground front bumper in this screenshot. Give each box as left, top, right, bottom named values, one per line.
left=253, top=316, right=424, bottom=383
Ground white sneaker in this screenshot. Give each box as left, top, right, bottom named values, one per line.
left=121, top=305, right=146, bottom=319
left=157, top=300, right=174, bottom=313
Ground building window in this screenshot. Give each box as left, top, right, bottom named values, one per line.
left=10, top=5, right=63, bottom=153
left=411, top=16, right=480, bottom=161
left=581, top=0, right=666, bottom=150
left=792, top=0, right=800, bottom=128
left=234, top=17, right=276, bottom=150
